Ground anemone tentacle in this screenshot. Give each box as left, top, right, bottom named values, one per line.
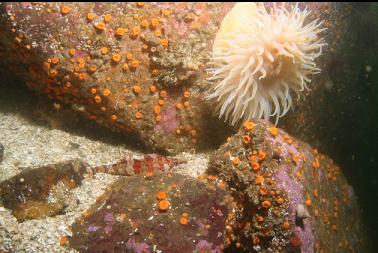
left=207, top=3, right=326, bottom=126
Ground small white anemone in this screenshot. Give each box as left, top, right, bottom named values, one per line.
left=207, top=2, right=327, bottom=125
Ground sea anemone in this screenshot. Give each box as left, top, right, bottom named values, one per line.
left=207, top=3, right=326, bottom=125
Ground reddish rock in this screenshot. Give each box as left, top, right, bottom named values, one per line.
left=0, top=3, right=353, bottom=154
left=0, top=2, right=234, bottom=154
left=207, top=120, right=370, bottom=252
left=69, top=173, right=230, bottom=253
left=0, top=154, right=180, bottom=222
left=0, top=160, right=87, bottom=221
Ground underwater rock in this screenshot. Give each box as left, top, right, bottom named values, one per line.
left=0, top=3, right=353, bottom=154
left=207, top=120, right=369, bottom=253
left=0, top=160, right=88, bottom=221
left=0, top=2, right=233, bottom=155
left=69, top=173, right=229, bottom=253
left=0, top=143, right=3, bottom=163
left=0, top=152, right=182, bottom=222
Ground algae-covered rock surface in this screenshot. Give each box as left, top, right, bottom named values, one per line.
left=0, top=2, right=374, bottom=253
left=69, top=173, right=229, bottom=253
left=207, top=120, right=370, bottom=253
left=0, top=2, right=353, bottom=154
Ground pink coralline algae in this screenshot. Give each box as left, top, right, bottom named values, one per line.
left=126, top=239, right=151, bottom=253
left=69, top=173, right=229, bottom=253
left=207, top=120, right=369, bottom=252
left=195, top=240, right=222, bottom=253
left=155, top=107, right=179, bottom=134
left=274, top=169, right=315, bottom=253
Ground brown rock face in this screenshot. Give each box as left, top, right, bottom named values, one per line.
left=69, top=173, right=230, bottom=253
left=0, top=2, right=234, bottom=154
left=0, top=2, right=354, bottom=154
left=207, top=120, right=370, bottom=253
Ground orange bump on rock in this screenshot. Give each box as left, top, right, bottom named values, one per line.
left=176, top=103, right=184, bottom=110
left=160, top=38, right=169, bottom=47
left=183, top=91, right=191, bottom=98
left=260, top=186, right=268, bottom=196
left=90, top=88, right=97, bottom=94
left=154, top=29, right=162, bottom=37
left=242, top=135, right=250, bottom=144
left=112, top=53, right=121, bottom=62
left=306, top=198, right=312, bottom=207
left=132, top=26, right=141, bottom=36
left=180, top=216, right=188, bottom=225
left=276, top=197, right=284, bottom=205
left=95, top=22, right=106, bottom=30
left=262, top=200, right=271, bottom=209
left=49, top=69, right=57, bottom=77
left=51, top=57, right=59, bottom=64
left=126, top=53, right=134, bottom=60
left=135, top=112, right=142, bottom=119
left=160, top=90, right=167, bottom=98
left=163, top=9, right=171, bottom=16
left=100, top=47, right=108, bottom=55
left=59, top=236, right=68, bottom=246
left=156, top=191, right=167, bottom=200
left=258, top=150, right=266, bottom=161
left=90, top=65, right=97, bottom=72
left=104, top=14, right=112, bottom=23
left=255, top=175, right=264, bottom=185
left=152, top=69, right=160, bottom=77
left=150, top=85, right=157, bottom=93
left=133, top=85, right=141, bottom=94
left=156, top=115, right=161, bottom=122
left=243, top=121, right=255, bottom=130
left=251, top=161, right=260, bottom=171
left=115, top=27, right=126, bottom=36
left=151, top=18, right=159, bottom=28
left=61, top=5, right=70, bottom=15
left=103, top=89, right=111, bottom=97
left=232, top=157, right=240, bottom=165
left=141, top=19, right=149, bottom=28
left=94, top=95, right=101, bottom=103
left=158, top=99, right=165, bottom=106
left=111, top=115, right=118, bottom=122
left=158, top=200, right=170, bottom=211
left=131, top=60, right=140, bottom=68
left=119, top=213, right=126, bottom=221
left=87, top=12, right=96, bottom=21
left=282, top=221, right=290, bottom=230
left=269, top=127, right=279, bottom=136
left=257, top=215, right=264, bottom=223
left=69, top=48, right=76, bottom=57
left=154, top=105, right=161, bottom=114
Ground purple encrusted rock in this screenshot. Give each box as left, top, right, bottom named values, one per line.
left=69, top=173, right=230, bottom=253
left=207, top=120, right=370, bottom=252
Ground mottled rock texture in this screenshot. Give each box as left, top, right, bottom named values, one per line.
left=0, top=143, right=3, bottom=164
left=0, top=2, right=352, bottom=154
left=69, top=173, right=229, bottom=253
left=0, top=2, right=234, bottom=155
left=0, top=160, right=87, bottom=221
left=207, top=120, right=369, bottom=253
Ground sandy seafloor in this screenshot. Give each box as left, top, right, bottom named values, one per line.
left=0, top=108, right=208, bottom=252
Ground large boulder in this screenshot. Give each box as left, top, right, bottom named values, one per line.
left=207, top=120, right=370, bottom=252
left=69, top=173, right=230, bottom=253
left=0, top=2, right=354, bottom=154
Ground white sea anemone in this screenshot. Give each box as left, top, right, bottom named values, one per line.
left=207, top=2, right=327, bottom=125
